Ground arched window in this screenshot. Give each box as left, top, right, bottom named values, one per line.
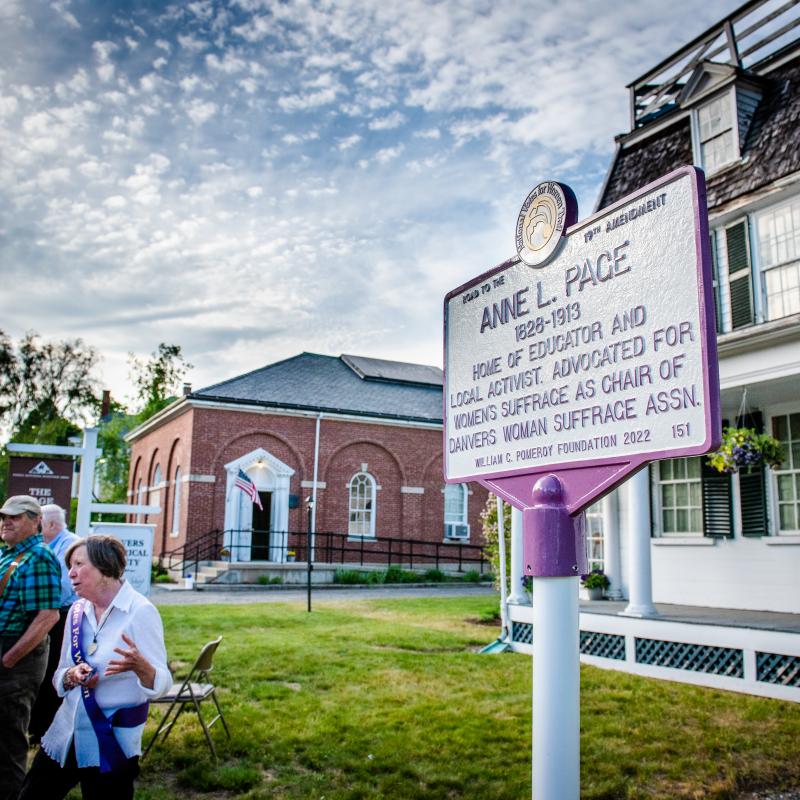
left=150, top=465, right=163, bottom=506
left=171, top=467, right=182, bottom=535
left=348, top=472, right=376, bottom=538
left=444, top=483, right=469, bottom=539
left=136, top=479, right=145, bottom=523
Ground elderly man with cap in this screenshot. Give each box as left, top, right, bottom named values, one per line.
left=0, top=495, right=61, bottom=800
left=29, top=503, right=80, bottom=743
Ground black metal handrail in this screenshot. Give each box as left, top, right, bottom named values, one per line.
left=162, top=528, right=488, bottom=578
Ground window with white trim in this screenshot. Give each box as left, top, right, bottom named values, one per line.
left=697, top=93, right=736, bottom=174
left=585, top=501, right=604, bottom=570
left=443, top=483, right=469, bottom=539
left=757, top=195, right=800, bottom=321
left=171, top=467, right=182, bottom=535
left=657, top=457, right=703, bottom=535
left=772, top=412, right=800, bottom=534
left=348, top=472, right=376, bottom=538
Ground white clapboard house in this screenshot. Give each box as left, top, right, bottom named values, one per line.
left=504, top=0, right=800, bottom=702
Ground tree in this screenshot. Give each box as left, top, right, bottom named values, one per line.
left=129, top=343, right=192, bottom=420
left=0, top=329, right=100, bottom=433
left=90, top=344, right=192, bottom=505
left=0, top=330, right=100, bottom=499
left=480, top=492, right=513, bottom=591
left=96, top=402, right=137, bottom=506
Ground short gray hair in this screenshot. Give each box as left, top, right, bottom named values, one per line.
left=41, top=504, right=66, bottom=526
left=65, top=535, right=127, bottom=579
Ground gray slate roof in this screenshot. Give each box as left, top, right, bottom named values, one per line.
left=191, top=352, right=444, bottom=424
left=598, top=53, right=800, bottom=211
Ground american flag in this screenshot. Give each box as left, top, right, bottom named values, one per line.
left=234, top=469, right=263, bottom=510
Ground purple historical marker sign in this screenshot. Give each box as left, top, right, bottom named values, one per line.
left=443, top=166, right=721, bottom=517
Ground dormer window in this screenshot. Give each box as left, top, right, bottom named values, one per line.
left=697, top=92, right=737, bottom=173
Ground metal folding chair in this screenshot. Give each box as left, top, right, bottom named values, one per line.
left=143, top=636, right=231, bottom=760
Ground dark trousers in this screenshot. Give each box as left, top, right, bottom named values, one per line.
left=17, top=746, right=139, bottom=800
left=29, top=607, right=70, bottom=740
left=0, top=637, right=48, bottom=800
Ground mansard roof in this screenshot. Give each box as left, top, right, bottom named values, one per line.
left=190, top=352, right=444, bottom=424
left=597, top=53, right=800, bottom=212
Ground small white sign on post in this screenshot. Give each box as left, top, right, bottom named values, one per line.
left=90, top=522, right=154, bottom=597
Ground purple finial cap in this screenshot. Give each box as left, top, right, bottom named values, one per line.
left=523, top=474, right=588, bottom=578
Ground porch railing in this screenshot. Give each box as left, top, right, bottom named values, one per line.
left=162, top=528, right=489, bottom=580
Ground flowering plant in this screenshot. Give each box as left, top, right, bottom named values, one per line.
left=581, top=569, right=610, bottom=590
left=706, top=427, right=784, bottom=474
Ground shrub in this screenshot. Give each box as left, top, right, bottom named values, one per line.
left=423, top=568, right=445, bottom=582
left=334, top=569, right=369, bottom=584
left=462, top=570, right=481, bottom=583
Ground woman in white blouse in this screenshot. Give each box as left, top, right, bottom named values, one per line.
left=18, top=536, right=170, bottom=800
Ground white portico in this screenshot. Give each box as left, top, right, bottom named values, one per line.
left=223, top=448, right=294, bottom=562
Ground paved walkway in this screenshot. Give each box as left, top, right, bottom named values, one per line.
left=151, top=582, right=496, bottom=606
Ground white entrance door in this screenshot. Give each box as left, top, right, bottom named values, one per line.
left=223, top=449, right=294, bottom=562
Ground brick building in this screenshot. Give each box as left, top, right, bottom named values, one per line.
left=126, top=352, right=489, bottom=564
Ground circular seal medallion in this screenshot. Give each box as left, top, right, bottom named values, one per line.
left=515, top=181, right=576, bottom=267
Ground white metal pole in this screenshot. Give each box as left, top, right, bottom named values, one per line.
left=601, top=490, right=623, bottom=600
left=496, top=497, right=509, bottom=636
left=622, top=466, right=657, bottom=617
left=532, top=575, right=580, bottom=800
left=75, top=427, right=99, bottom=537
left=507, top=506, right=528, bottom=604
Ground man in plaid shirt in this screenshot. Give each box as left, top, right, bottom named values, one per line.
left=0, top=495, right=60, bottom=800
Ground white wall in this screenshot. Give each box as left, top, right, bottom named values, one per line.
left=650, top=536, right=799, bottom=613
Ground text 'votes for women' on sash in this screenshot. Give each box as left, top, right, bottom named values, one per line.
left=70, top=601, right=149, bottom=773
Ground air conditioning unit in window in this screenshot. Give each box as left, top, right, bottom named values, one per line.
left=444, top=523, right=469, bottom=539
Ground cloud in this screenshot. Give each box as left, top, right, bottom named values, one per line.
left=337, top=134, right=361, bottom=150
left=205, top=52, right=247, bottom=74
left=0, top=0, right=745, bottom=401
left=185, top=98, right=218, bottom=124
left=50, top=0, right=80, bottom=29
left=277, top=87, right=338, bottom=111
left=92, top=40, right=117, bottom=83
left=368, top=110, right=406, bottom=130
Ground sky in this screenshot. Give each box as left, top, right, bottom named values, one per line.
left=0, top=0, right=745, bottom=407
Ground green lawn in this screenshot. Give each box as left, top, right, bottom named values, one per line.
left=132, top=597, right=800, bottom=799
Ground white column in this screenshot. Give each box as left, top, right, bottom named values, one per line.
left=75, top=428, right=99, bottom=537
left=507, top=506, right=529, bottom=605
left=621, top=467, right=657, bottom=617
left=601, top=490, right=623, bottom=600
left=532, top=576, right=580, bottom=800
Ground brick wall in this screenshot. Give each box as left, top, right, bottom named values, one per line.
left=129, top=407, right=195, bottom=557
left=129, top=402, right=490, bottom=558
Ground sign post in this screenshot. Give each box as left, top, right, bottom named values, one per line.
left=443, top=166, right=720, bottom=799
left=8, top=429, right=161, bottom=535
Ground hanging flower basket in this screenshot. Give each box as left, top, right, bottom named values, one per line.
left=706, top=427, right=785, bottom=475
